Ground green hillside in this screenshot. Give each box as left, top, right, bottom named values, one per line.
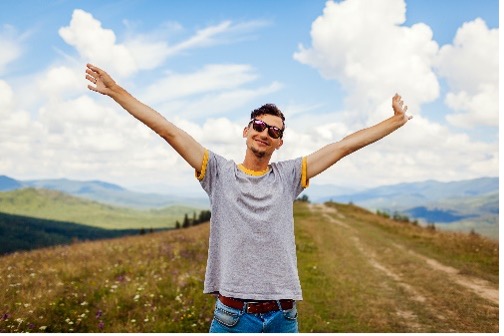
left=0, top=212, right=143, bottom=255
left=0, top=202, right=497, bottom=333
left=0, top=188, right=202, bottom=230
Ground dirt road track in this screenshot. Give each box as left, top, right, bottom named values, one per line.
left=305, top=203, right=499, bottom=332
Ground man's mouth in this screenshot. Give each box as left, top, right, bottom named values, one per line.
left=255, top=138, right=269, bottom=146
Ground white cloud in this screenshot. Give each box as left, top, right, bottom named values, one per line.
left=59, top=9, right=270, bottom=79
left=141, top=64, right=259, bottom=103
left=293, top=0, right=440, bottom=118
left=279, top=114, right=498, bottom=189
left=0, top=25, right=23, bottom=74
left=1, top=2, right=497, bottom=194
left=289, top=0, right=498, bottom=188
left=0, top=9, right=275, bottom=189
left=59, top=9, right=137, bottom=77
left=38, top=65, right=85, bottom=98
left=435, top=18, right=499, bottom=128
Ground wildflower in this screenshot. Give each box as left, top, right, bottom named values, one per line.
left=131, top=319, right=136, bottom=323
left=1, top=313, right=10, bottom=321
left=133, top=294, right=140, bottom=301
left=80, top=301, right=88, bottom=306
left=95, top=310, right=103, bottom=319
left=39, top=326, right=47, bottom=331
left=98, top=321, right=104, bottom=330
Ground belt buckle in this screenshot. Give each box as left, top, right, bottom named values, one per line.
left=245, top=301, right=259, bottom=313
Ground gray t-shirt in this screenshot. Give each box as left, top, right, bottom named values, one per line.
left=197, top=150, right=308, bottom=301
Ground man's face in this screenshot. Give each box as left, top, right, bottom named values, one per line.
left=243, top=114, right=284, bottom=159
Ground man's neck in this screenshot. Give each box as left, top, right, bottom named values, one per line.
left=242, top=152, right=271, bottom=171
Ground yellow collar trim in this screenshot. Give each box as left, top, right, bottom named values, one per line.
left=238, top=164, right=270, bottom=176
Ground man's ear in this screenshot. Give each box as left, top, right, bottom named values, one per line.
left=276, top=139, right=284, bottom=150
left=243, top=126, right=249, bottom=138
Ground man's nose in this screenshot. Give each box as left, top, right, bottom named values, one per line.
left=258, top=128, right=269, bottom=137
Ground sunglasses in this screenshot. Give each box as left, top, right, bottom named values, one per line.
left=249, top=119, right=284, bottom=139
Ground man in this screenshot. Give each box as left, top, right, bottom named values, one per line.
left=85, top=63, right=412, bottom=333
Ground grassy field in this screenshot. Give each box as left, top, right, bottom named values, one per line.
left=0, top=202, right=498, bottom=332
left=0, top=188, right=200, bottom=230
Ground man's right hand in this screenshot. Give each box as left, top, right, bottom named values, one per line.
left=85, top=63, right=118, bottom=96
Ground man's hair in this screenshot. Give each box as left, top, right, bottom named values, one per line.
left=250, top=103, right=286, bottom=130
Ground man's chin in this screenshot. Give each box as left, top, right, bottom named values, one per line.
left=251, top=147, right=266, bottom=158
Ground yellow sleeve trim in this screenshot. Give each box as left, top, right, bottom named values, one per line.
left=195, top=149, right=209, bottom=181
left=301, top=156, right=309, bottom=188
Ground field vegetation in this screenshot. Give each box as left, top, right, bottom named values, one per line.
left=0, top=202, right=498, bottom=332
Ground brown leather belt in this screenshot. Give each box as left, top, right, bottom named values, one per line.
left=218, top=294, right=294, bottom=314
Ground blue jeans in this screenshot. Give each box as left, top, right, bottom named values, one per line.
left=209, top=298, right=299, bottom=333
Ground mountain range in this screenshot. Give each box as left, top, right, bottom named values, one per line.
left=306, top=177, right=498, bottom=239
left=0, top=175, right=498, bottom=239
left=0, top=175, right=209, bottom=209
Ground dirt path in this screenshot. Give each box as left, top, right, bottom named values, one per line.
left=308, top=203, right=498, bottom=305
left=304, top=203, right=499, bottom=332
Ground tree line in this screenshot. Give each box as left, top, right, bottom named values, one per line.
left=175, top=210, right=212, bottom=229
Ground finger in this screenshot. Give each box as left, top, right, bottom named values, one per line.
left=85, top=74, right=97, bottom=83
left=87, top=63, right=105, bottom=76
left=87, top=84, right=97, bottom=92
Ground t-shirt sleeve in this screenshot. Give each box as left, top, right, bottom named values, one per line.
left=195, top=149, right=210, bottom=181
left=274, top=157, right=309, bottom=200
left=301, top=156, right=310, bottom=188
left=196, top=150, right=226, bottom=197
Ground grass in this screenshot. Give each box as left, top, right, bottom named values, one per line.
left=294, top=202, right=498, bottom=332
left=0, top=224, right=213, bottom=333
left=0, top=202, right=498, bottom=332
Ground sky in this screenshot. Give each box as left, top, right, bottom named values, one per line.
left=0, top=0, right=499, bottom=197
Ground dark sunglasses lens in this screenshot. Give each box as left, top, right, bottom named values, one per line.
left=268, top=128, right=281, bottom=139
left=251, top=119, right=282, bottom=139
left=252, top=120, right=267, bottom=132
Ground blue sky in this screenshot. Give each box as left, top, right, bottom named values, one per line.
left=0, top=0, right=499, bottom=196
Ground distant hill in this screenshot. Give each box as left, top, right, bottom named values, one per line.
left=0, top=175, right=23, bottom=191
left=317, top=177, right=497, bottom=207
left=0, top=188, right=199, bottom=230
left=2, top=176, right=209, bottom=209
left=314, top=177, right=498, bottom=239
left=0, top=212, right=144, bottom=255
left=2, top=175, right=497, bottom=238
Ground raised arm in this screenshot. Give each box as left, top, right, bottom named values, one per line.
left=306, top=94, right=412, bottom=179
left=85, top=63, right=205, bottom=171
